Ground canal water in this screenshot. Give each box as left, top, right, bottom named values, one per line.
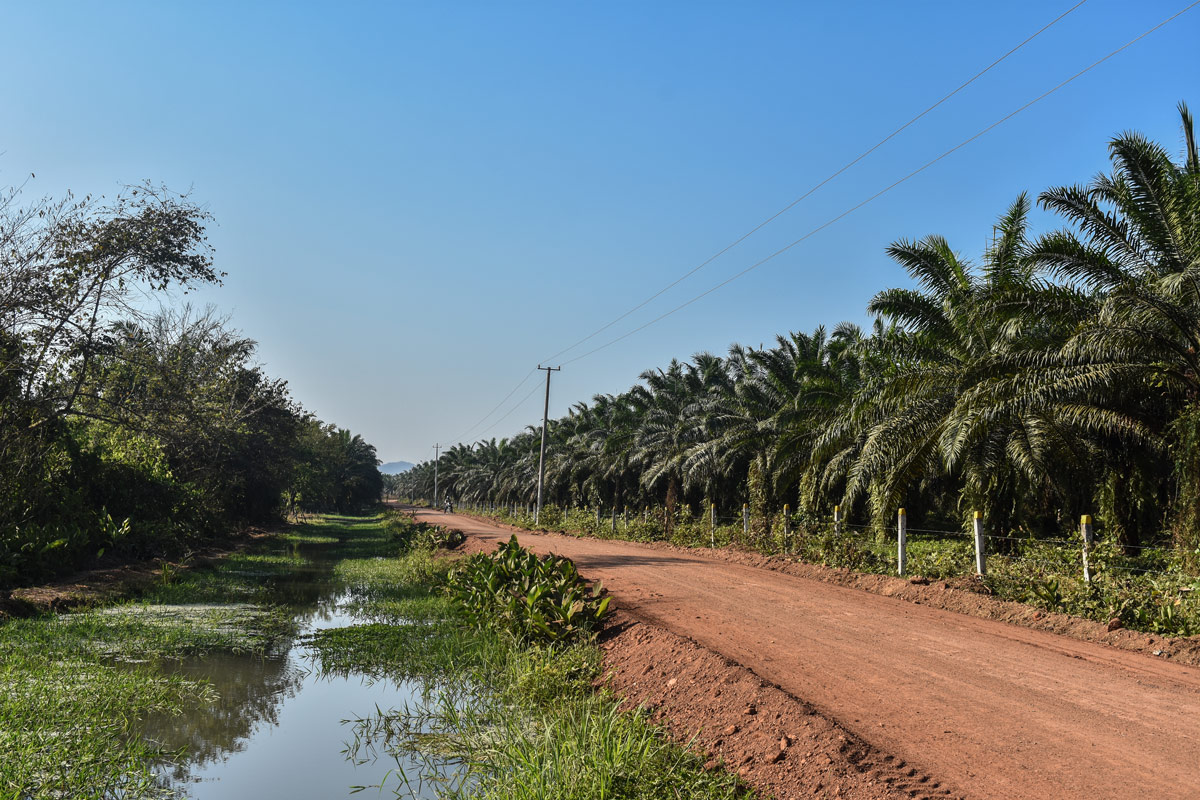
left=141, top=540, right=454, bottom=799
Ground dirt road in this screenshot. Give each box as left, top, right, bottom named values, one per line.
left=412, top=507, right=1200, bottom=800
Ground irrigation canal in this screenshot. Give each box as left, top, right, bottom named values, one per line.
left=140, top=530, right=445, bottom=798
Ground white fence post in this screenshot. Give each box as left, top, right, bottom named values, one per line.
left=742, top=504, right=749, bottom=536
left=783, top=504, right=791, bottom=552
left=1081, top=514, right=1094, bottom=583
left=973, top=511, right=987, bottom=577
left=834, top=504, right=842, bottom=535
left=710, top=503, right=716, bottom=548
left=611, top=506, right=617, bottom=534
left=595, top=506, right=601, bottom=527
left=897, top=508, right=907, bottom=576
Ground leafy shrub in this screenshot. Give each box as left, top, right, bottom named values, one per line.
left=383, top=512, right=465, bottom=551
left=794, top=526, right=889, bottom=572
left=448, top=536, right=610, bottom=643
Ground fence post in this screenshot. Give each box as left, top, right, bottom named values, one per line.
left=611, top=506, right=617, bottom=535
left=897, top=508, right=907, bottom=576
left=973, top=511, right=987, bottom=577
left=623, top=509, right=628, bottom=529
left=783, top=504, right=791, bottom=552
left=742, top=504, right=749, bottom=536
left=834, top=504, right=842, bottom=535
left=1081, top=514, right=1094, bottom=583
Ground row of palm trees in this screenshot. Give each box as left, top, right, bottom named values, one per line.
left=403, top=104, right=1200, bottom=556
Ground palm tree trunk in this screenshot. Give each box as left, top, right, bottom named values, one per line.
left=665, top=475, right=678, bottom=538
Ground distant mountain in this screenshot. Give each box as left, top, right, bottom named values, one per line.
left=379, top=461, right=415, bottom=475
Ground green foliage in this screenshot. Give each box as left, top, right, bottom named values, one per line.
left=794, top=525, right=889, bottom=572
left=288, top=420, right=384, bottom=514
left=403, top=104, right=1200, bottom=594
left=304, top=526, right=743, bottom=800
left=1171, top=405, right=1200, bottom=568
left=0, top=182, right=384, bottom=588
left=383, top=511, right=465, bottom=551
left=448, top=536, right=610, bottom=644
left=0, top=653, right=212, bottom=799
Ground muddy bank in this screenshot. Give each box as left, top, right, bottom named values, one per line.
left=1, top=528, right=273, bottom=618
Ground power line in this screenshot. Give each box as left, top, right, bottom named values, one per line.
left=470, top=381, right=545, bottom=442
left=539, top=0, right=1092, bottom=365
left=443, top=367, right=537, bottom=446
left=560, top=0, right=1199, bottom=366
left=449, top=1, right=1091, bottom=448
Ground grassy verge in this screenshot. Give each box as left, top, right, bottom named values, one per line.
left=3, top=508, right=746, bottom=799
left=464, top=504, right=1200, bottom=638
left=0, top=520, right=335, bottom=799
left=306, top=515, right=746, bottom=800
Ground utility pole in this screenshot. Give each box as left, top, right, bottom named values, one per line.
left=433, top=443, right=440, bottom=509
left=534, top=365, right=561, bottom=526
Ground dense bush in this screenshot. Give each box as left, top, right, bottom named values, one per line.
left=448, top=536, right=610, bottom=643
left=0, top=185, right=383, bottom=588
left=383, top=512, right=465, bottom=551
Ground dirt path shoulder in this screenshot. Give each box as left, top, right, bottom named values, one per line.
left=415, top=506, right=1200, bottom=800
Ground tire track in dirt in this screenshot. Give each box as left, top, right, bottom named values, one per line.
left=414, top=508, right=1200, bottom=800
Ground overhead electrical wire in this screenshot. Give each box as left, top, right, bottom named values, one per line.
left=558, top=0, right=1199, bottom=366
left=470, top=381, right=546, bottom=442
left=443, top=367, right=538, bottom=447
left=538, top=0, right=1092, bottom=365
left=438, top=0, right=1196, bottom=453
left=442, top=1, right=1091, bottom=451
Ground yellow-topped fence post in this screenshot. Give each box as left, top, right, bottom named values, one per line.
left=897, top=508, right=907, bottom=576
left=1081, top=514, right=1095, bottom=583
left=973, top=511, right=987, bottom=577
left=783, top=504, right=791, bottom=552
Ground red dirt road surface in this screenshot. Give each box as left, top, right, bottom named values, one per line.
left=412, top=507, right=1200, bottom=800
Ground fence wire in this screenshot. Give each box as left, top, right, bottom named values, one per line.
left=462, top=503, right=1195, bottom=591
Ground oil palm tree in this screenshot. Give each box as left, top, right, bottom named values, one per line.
left=1026, top=102, right=1200, bottom=548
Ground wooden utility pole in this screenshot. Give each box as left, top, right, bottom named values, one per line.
left=534, top=365, right=561, bottom=526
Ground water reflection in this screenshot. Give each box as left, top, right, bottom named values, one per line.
left=146, top=651, right=305, bottom=781
left=142, top=544, right=443, bottom=799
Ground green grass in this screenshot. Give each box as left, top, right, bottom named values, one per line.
left=0, top=514, right=360, bottom=800
left=305, top=546, right=746, bottom=800
left=0, top=554, right=300, bottom=795
left=0, top=621, right=218, bottom=799
left=2, top=510, right=747, bottom=799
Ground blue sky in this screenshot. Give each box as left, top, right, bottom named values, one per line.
left=3, top=1, right=1198, bottom=463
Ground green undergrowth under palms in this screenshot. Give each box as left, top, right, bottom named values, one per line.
left=474, top=504, right=1200, bottom=637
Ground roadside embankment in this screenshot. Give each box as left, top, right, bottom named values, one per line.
left=420, top=505, right=1200, bottom=800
